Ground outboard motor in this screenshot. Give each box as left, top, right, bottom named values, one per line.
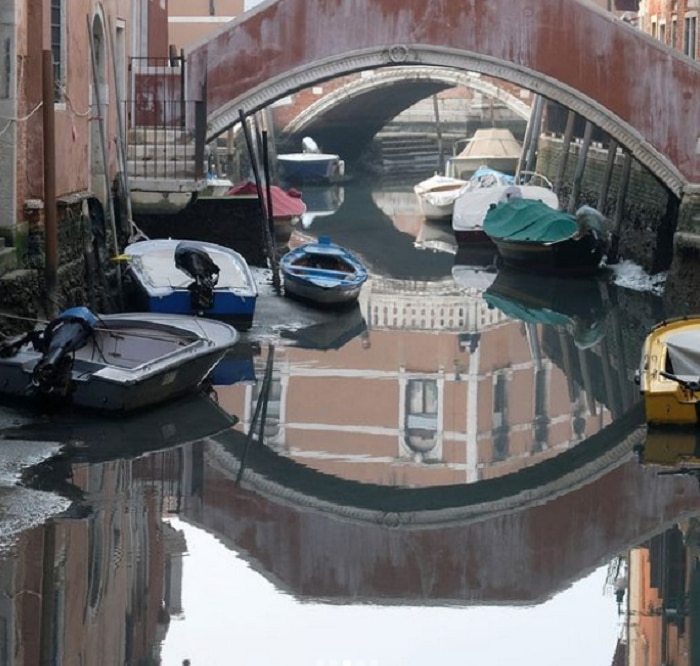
left=32, top=307, right=99, bottom=396
left=174, top=241, right=220, bottom=312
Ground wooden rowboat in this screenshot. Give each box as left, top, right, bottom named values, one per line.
left=280, top=236, right=368, bottom=307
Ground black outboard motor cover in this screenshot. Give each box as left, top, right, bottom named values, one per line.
left=174, top=241, right=220, bottom=312
left=32, top=307, right=98, bottom=396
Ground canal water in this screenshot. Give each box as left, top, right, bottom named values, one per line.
left=0, top=175, right=695, bottom=666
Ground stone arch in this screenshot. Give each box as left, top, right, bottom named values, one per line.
left=188, top=0, right=700, bottom=198
left=281, top=66, right=532, bottom=137
left=206, top=47, right=687, bottom=196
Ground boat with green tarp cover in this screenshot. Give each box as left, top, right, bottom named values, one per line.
left=483, top=198, right=609, bottom=276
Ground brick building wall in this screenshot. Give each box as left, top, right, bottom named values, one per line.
left=639, top=0, right=699, bottom=58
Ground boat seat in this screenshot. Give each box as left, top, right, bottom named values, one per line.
left=71, top=358, right=106, bottom=378
left=288, top=266, right=352, bottom=277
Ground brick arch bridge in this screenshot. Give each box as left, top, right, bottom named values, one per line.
left=278, top=67, right=531, bottom=155
left=187, top=0, right=700, bottom=202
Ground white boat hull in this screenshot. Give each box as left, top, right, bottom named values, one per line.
left=0, top=313, right=239, bottom=412
left=453, top=184, right=559, bottom=244
left=278, top=153, right=345, bottom=184
left=414, top=174, right=469, bottom=221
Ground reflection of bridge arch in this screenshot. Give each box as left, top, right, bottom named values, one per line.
left=179, top=406, right=700, bottom=605
left=206, top=406, right=645, bottom=529
left=281, top=67, right=531, bottom=138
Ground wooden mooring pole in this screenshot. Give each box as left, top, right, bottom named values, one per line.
left=555, top=110, right=576, bottom=197
left=42, top=50, right=58, bottom=318
left=238, top=109, right=281, bottom=294
left=567, top=120, right=593, bottom=214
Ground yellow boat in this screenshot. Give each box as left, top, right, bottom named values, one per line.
left=640, top=427, right=700, bottom=464
left=638, top=316, right=700, bottom=426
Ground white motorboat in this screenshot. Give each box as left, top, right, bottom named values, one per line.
left=0, top=307, right=239, bottom=412
left=413, top=174, right=469, bottom=221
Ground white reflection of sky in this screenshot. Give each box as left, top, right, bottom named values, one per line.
left=161, top=518, right=621, bottom=666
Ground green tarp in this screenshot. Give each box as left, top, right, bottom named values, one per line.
left=483, top=290, right=571, bottom=326
left=483, top=198, right=577, bottom=243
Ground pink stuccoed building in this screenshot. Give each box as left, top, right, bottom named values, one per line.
left=0, top=0, right=168, bottom=279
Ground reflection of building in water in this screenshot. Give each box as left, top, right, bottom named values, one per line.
left=371, top=189, right=424, bottom=239
left=365, top=276, right=503, bottom=331
left=216, top=281, right=623, bottom=488
left=372, top=189, right=459, bottom=255
left=0, top=460, right=184, bottom=665
left=624, top=518, right=700, bottom=666
left=300, top=185, right=345, bottom=229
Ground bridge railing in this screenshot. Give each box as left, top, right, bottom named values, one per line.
left=124, top=55, right=207, bottom=181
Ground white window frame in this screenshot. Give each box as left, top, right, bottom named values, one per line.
left=684, top=13, right=698, bottom=59
left=50, top=0, right=67, bottom=105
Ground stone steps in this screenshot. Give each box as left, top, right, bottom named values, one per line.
left=127, top=127, right=193, bottom=144
left=374, top=132, right=459, bottom=179
left=126, top=143, right=197, bottom=161
left=126, top=127, right=203, bottom=180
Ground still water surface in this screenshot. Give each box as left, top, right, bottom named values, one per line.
left=0, top=177, right=695, bottom=666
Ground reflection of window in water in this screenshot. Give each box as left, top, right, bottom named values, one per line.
left=493, top=373, right=510, bottom=461
left=252, top=372, right=282, bottom=440
left=50, top=587, right=65, bottom=662
left=0, top=618, right=7, bottom=665
left=405, top=379, right=439, bottom=461
left=533, top=368, right=549, bottom=452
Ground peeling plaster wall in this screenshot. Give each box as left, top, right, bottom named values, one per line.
left=0, top=2, right=17, bottom=235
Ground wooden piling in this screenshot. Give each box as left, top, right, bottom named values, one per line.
left=597, top=137, right=618, bottom=214
left=238, top=109, right=281, bottom=293
left=567, top=120, right=593, bottom=214
left=432, top=94, right=444, bottom=173
left=42, top=50, right=58, bottom=318
left=522, top=94, right=544, bottom=174
left=555, top=110, right=576, bottom=197
left=611, top=151, right=632, bottom=260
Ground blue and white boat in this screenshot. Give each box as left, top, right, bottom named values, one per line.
left=277, top=137, right=345, bottom=185
left=280, top=236, right=368, bottom=306
left=122, top=239, right=258, bottom=330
